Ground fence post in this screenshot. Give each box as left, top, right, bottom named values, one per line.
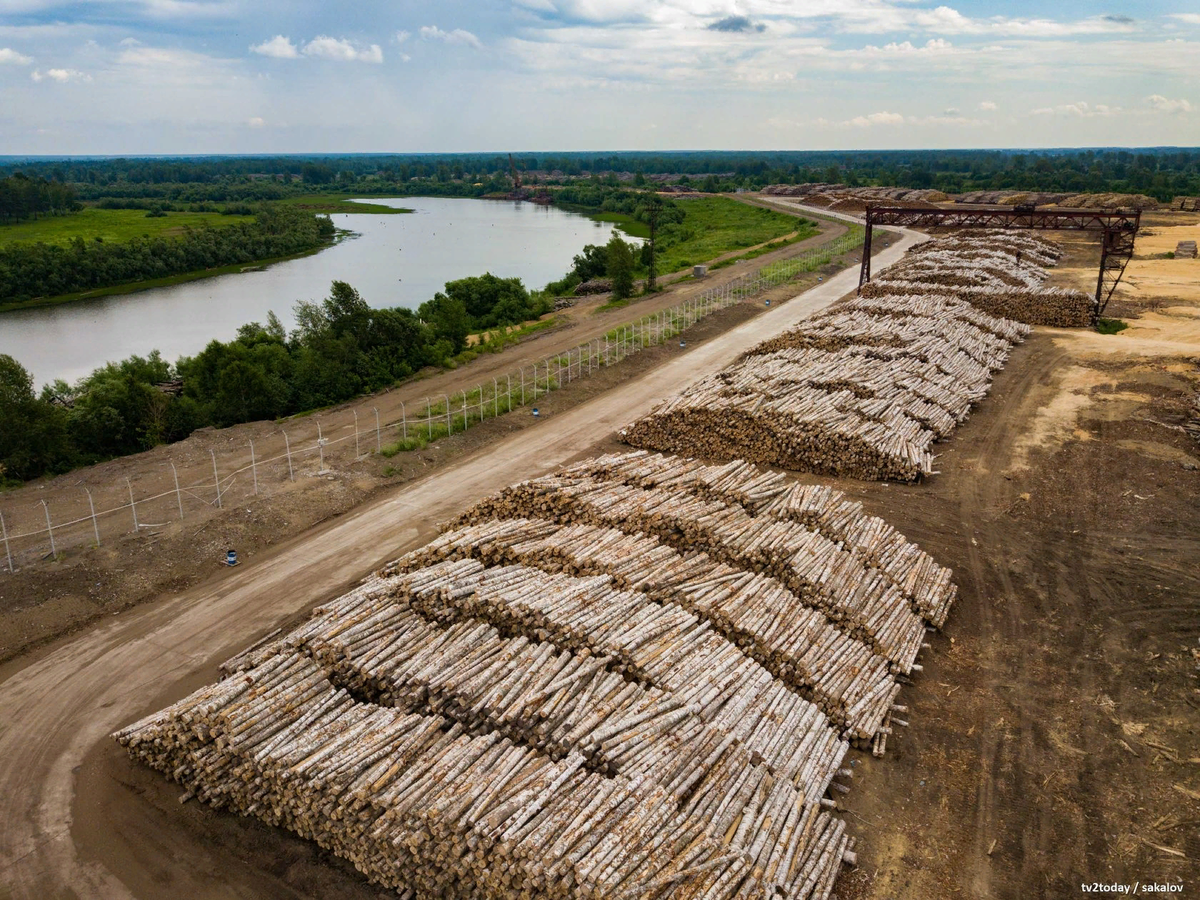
left=171, top=462, right=184, bottom=519
left=0, top=510, right=11, bottom=573
left=493, top=378, right=499, bottom=417
left=477, top=385, right=484, bottom=420
left=210, top=450, right=222, bottom=508
left=353, top=410, right=360, bottom=458
left=443, top=394, right=451, bottom=433
left=250, top=440, right=259, bottom=495
left=317, top=422, right=325, bottom=470
left=126, top=477, right=139, bottom=531
left=41, top=500, right=56, bottom=558
left=506, top=374, right=512, bottom=410
left=462, top=390, right=468, bottom=427
left=283, top=431, right=294, bottom=482
left=520, top=369, right=525, bottom=406
left=85, top=488, right=101, bottom=547
left=373, top=407, right=382, bottom=452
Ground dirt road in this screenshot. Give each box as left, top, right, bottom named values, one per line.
left=0, top=219, right=922, bottom=899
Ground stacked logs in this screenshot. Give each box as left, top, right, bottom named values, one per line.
left=622, top=290, right=1029, bottom=481
left=117, top=452, right=958, bottom=899
left=865, top=230, right=1093, bottom=327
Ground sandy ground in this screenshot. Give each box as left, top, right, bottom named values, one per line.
left=2, top=209, right=1197, bottom=900
left=0, top=209, right=852, bottom=664
left=0, top=214, right=924, bottom=900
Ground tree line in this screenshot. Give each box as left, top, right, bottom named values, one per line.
left=0, top=173, right=81, bottom=224
left=3, top=149, right=1199, bottom=202
left=0, top=276, right=557, bottom=482
left=0, top=207, right=335, bottom=305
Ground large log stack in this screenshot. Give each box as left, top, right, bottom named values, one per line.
left=116, top=451, right=957, bottom=900
left=622, top=283, right=1030, bottom=481
left=862, top=230, right=1093, bottom=327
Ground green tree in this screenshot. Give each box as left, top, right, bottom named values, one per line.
left=606, top=235, right=636, bottom=301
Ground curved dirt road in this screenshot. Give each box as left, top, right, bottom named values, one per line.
left=0, top=215, right=921, bottom=899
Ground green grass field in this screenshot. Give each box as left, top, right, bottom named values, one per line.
left=0, top=207, right=256, bottom=248
left=274, top=194, right=412, bottom=215
left=655, top=198, right=815, bottom=274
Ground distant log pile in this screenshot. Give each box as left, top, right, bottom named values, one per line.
left=116, top=451, right=961, bottom=899
left=864, top=231, right=1093, bottom=327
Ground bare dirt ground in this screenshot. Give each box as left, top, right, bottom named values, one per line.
left=0, top=209, right=851, bottom=665
left=3, top=209, right=1197, bottom=900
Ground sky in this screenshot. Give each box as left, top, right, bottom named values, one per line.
left=0, top=0, right=1197, bottom=154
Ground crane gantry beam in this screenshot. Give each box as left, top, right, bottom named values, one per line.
left=858, top=204, right=1141, bottom=320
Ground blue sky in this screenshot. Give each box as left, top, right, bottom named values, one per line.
left=0, top=0, right=1196, bottom=153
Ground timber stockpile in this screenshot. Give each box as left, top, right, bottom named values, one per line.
left=621, top=272, right=1031, bottom=481
left=115, top=450, right=961, bottom=899
left=860, top=230, right=1094, bottom=327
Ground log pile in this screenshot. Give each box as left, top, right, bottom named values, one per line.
left=622, top=287, right=1029, bottom=481
left=864, top=231, right=1093, bottom=327
left=116, top=451, right=958, bottom=899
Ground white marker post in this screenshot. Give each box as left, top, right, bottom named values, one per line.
left=171, top=462, right=184, bottom=520
left=41, top=500, right=56, bottom=558
left=126, top=477, right=139, bottom=531
left=210, top=450, right=222, bottom=508
left=1, top=510, right=12, bottom=572
left=283, top=431, right=294, bottom=482
left=85, top=489, right=100, bottom=546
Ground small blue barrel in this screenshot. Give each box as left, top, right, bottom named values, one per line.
left=765, top=299, right=770, bottom=306
left=532, top=408, right=540, bottom=418
left=679, top=340, right=686, bottom=348
left=226, top=549, right=238, bottom=566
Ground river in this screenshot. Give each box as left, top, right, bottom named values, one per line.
left=0, top=197, right=627, bottom=387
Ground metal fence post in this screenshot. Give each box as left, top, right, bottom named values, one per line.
left=210, top=450, right=222, bottom=508
left=171, top=462, right=184, bottom=519
left=493, top=378, right=499, bottom=417
left=373, top=407, right=382, bottom=452
left=353, top=411, right=360, bottom=458
left=317, top=422, right=325, bottom=470
left=85, top=488, right=101, bottom=546
left=283, top=431, right=294, bottom=482
left=443, top=394, right=451, bottom=433
left=41, top=500, right=56, bottom=558
left=250, top=440, right=259, bottom=495
left=126, top=477, right=139, bottom=531
left=0, top=510, right=11, bottom=572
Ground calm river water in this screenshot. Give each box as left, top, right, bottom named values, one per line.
left=0, top=197, right=626, bottom=387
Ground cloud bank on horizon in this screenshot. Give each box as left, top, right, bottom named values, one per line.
left=0, top=0, right=1195, bottom=153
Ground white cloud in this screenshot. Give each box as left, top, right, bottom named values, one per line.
left=1031, top=101, right=1120, bottom=118
left=251, top=35, right=299, bottom=59
left=978, top=100, right=997, bottom=111
left=247, top=116, right=264, bottom=127
left=0, top=47, right=33, bottom=65
left=1168, top=14, right=1200, bottom=25
left=1146, top=94, right=1193, bottom=113
left=849, top=110, right=905, bottom=127
left=31, top=67, right=90, bottom=82
left=395, top=30, right=410, bottom=43
left=302, top=36, right=383, bottom=63
left=420, top=26, right=483, bottom=48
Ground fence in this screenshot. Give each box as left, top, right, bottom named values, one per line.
left=0, top=228, right=865, bottom=573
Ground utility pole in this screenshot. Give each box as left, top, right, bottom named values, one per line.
left=644, top=193, right=662, bottom=293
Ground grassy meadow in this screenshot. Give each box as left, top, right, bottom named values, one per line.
left=0, top=207, right=255, bottom=248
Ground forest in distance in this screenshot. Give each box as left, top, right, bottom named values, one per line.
left=2, top=147, right=1199, bottom=202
